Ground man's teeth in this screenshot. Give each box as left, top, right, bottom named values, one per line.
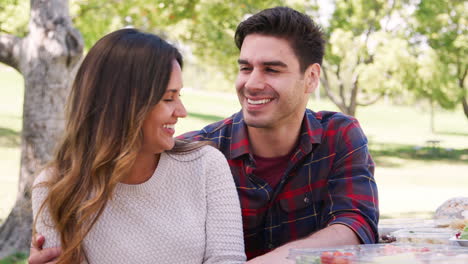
left=163, top=124, right=175, bottom=129
left=247, top=98, right=272, bottom=105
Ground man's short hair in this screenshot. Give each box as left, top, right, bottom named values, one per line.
left=234, top=6, right=325, bottom=72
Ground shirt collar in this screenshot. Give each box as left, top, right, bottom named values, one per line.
left=298, top=109, right=323, bottom=154
left=228, top=109, right=323, bottom=159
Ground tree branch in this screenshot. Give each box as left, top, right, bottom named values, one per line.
left=349, top=73, right=360, bottom=115
left=321, top=65, right=348, bottom=113
left=336, top=64, right=346, bottom=104
left=357, top=93, right=383, bottom=106
left=0, top=34, right=22, bottom=72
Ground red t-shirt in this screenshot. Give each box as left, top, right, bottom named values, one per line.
left=252, top=153, right=291, bottom=190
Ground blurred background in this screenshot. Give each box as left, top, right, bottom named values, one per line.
left=0, top=0, right=467, bottom=262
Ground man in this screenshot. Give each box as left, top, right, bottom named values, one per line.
left=29, top=6, right=378, bottom=264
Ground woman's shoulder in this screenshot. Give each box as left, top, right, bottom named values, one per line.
left=33, top=167, right=55, bottom=186
left=166, top=145, right=225, bottom=163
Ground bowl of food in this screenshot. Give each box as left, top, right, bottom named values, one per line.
left=451, top=224, right=468, bottom=247
left=450, top=237, right=468, bottom=247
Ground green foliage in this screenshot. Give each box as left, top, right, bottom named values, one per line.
left=70, top=0, right=200, bottom=49
left=68, top=0, right=285, bottom=80
left=1, top=0, right=466, bottom=115
left=323, top=0, right=415, bottom=113
left=0, top=0, right=28, bottom=36
left=414, top=0, right=467, bottom=111
left=330, top=0, right=384, bottom=34
left=182, top=0, right=284, bottom=81
left=405, top=48, right=461, bottom=109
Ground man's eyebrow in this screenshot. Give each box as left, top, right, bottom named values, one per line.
left=237, top=59, right=287, bottom=68
left=263, top=61, right=287, bottom=67
left=238, top=59, right=249, bottom=65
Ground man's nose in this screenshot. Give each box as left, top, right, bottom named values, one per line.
left=245, top=69, right=266, bottom=91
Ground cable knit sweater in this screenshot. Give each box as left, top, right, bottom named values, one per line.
left=32, top=146, right=246, bottom=264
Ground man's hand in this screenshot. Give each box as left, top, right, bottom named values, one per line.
left=28, top=234, right=61, bottom=264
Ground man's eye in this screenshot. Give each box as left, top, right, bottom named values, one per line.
left=266, top=68, right=279, bottom=73
left=163, top=98, right=173, bottom=102
left=240, top=67, right=251, bottom=71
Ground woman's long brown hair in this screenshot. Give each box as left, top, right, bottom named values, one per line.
left=32, top=28, right=200, bottom=263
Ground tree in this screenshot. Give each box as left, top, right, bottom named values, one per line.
left=402, top=48, right=458, bottom=132
left=181, top=0, right=284, bottom=80
left=0, top=0, right=83, bottom=256
left=414, top=0, right=467, bottom=119
left=319, top=0, right=415, bottom=116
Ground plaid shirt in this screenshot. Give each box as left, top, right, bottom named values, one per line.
left=179, top=109, right=379, bottom=259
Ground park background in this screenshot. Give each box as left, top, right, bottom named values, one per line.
left=0, top=0, right=467, bottom=262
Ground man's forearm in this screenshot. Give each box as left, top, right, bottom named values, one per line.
left=247, top=224, right=360, bottom=263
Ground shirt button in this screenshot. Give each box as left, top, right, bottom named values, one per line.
left=304, top=197, right=310, bottom=204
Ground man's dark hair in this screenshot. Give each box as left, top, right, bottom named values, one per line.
left=234, top=6, right=325, bottom=72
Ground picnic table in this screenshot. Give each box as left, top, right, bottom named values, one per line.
left=425, top=139, right=441, bottom=152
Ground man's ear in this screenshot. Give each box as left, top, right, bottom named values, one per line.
left=304, top=63, right=321, bottom=94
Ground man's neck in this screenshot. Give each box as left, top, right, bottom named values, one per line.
left=247, top=118, right=303, bottom=158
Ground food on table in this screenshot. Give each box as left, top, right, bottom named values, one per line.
left=460, top=224, right=468, bottom=239
left=379, top=234, right=396, bottom=243
left=448, top=219, right=468, bottom=230
left=391, top=228, right=456, bottom=244
left=295, top=251, right=355, bottom=264
left=289, top=244, right=468, bottom=264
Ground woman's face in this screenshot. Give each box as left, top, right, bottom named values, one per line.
left=141, top=60, right=187, bottom=154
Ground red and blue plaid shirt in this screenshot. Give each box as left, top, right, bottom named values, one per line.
left=179, top=109, right=379, bottom=259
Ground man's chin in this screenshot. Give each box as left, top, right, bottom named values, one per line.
left=244, top=118, right=272, bottom=129
left=242, top=110, right=275, bottom=128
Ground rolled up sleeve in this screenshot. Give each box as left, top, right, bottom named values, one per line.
left=325, top=119, right=379, bottom=244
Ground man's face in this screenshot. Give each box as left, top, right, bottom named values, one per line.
left=235, top=34, right=310, bottom=129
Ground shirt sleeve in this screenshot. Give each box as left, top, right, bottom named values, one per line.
left=325, top=118, right=379, bottom=244
left=202, top=147, right=246, bottom=264
left=31, top=170, right=61, bottom=249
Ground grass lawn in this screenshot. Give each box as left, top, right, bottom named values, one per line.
left=0, top=65, right=467, bottom=262
left=0, top=252, right=27, bottom=264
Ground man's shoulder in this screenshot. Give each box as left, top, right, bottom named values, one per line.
left=308, top=109, right=358, bottom=127
left=178, top=112, right=239, bottom=141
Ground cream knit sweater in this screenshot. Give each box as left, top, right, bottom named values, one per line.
left=32, top=146, right=246, bottom=264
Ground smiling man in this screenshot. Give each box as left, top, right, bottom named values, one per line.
left=180, top=6, right=379, bottom=263
left=29, top=6, right=378, bottom=264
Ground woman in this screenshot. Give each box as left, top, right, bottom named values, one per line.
left=32, top=28, right=246, bottom=264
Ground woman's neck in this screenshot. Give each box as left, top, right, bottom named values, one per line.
left=122, top=151, right=160, bottom=184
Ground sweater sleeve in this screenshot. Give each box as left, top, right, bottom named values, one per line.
left=202, top=147, right=246, bottom=264
left=31, top=170, right=61, bottom=249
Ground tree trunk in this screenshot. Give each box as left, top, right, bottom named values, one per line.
left=459, top=75, right=468, bottom=120
left=0, top=0, right=83, bottom=257
left=429, top=97, right=435, bottom=133
left=321, top=66, right=349, bottom=114
left=462, top=95, right=468, bottom=120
